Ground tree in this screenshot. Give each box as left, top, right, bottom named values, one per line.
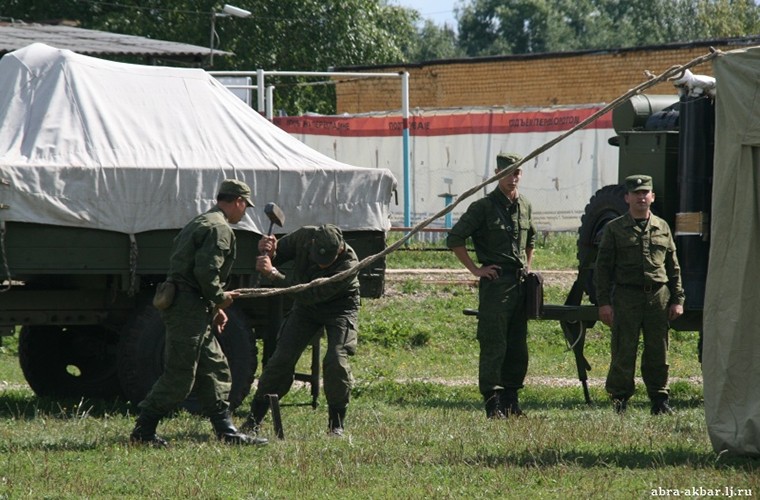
left=458, top=0, right=517, bottom=56
left=456, top=0, right=760, bottom=56
left=408, top=20, right=464, bottom=62
left=695, top=0, right=760, bottom=39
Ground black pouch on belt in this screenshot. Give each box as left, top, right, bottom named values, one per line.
left=152, top=280, right=176, bottom=310
left=524, top=271, right=544, bottom=319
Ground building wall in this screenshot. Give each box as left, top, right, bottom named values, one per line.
left=335, top=41, right=743, bottom=114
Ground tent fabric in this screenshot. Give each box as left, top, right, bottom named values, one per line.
left=703, top=47, right=760, bottom=457
left=0, top=43, right=397, bottom=235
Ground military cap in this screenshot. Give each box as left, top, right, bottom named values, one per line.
left=310, top=224, right=344, bottom=266
left=624, top=175, right=653, bottom=192
left=496, top=153, right=523, bottom=171
left=218, top=178, right=254, bottom=207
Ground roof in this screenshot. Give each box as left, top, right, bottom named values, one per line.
left=0, top=22, right=230, bottom=63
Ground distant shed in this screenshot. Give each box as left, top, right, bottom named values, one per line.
left=0, top=21, right=228, bottom=65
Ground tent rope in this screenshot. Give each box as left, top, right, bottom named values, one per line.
left=233, top=48, right=722, bottom=299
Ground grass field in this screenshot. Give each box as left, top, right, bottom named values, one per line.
left=1, top=233, right=757, bottom=498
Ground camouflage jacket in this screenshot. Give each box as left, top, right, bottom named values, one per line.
left=446, top=188, right=536, bottom=271
left=595, top=212, right=685, bottom=307
left=167, top=206, right=236, bottom=306
left=274, top=226, right=360, bottom=310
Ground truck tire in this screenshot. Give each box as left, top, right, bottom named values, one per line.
left=18, top=325, right=124, bottom=400
left=117, top=304, right=257, bottom=413
left=577, top=184, right=627, bottom=304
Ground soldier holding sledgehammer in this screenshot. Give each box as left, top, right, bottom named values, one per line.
left=243, top=224, right=360, bottom=437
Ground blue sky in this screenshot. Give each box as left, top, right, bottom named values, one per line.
left=390, top=0, right=460, bottom=30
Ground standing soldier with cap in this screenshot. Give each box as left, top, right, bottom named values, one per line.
left=129, top=179, right=268, bottom=447
left=243, top=223, right=360, bottom=437
left=446, top=153, right=536, bottom=419
left=595, top=174, right=685, bottom=415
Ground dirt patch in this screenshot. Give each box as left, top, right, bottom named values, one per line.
left=385, top=269, right=577, bottom=289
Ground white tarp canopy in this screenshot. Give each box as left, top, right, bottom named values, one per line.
left=704, top=46, right=760, bottom=457
left=0, top=43, right=397, bottom=235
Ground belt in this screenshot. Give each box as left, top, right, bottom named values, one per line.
left=615, top=282, right=665, bottom=293
left=481, top=264, right=526, bottom=280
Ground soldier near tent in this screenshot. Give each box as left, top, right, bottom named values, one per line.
left=244, top=224, right=360, bottom=437
left=595, top=174, right=685, bottom=415
left=446, top=153, right=536, bottom=420
left=130, top=179, right=267, bottom=447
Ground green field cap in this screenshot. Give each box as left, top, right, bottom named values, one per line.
left=218, top=179, right=254, bottom=207
left=496, top=153, right=523, bottom=171
left=624, top=175, right=652, bottom=192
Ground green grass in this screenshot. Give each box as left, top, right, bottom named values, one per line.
left=357, top=282, right=702, bottom=387
left=387, top=231, right=579, bottom=270
left=1, top=240, right=757, bottom=498
left=0, top=328, right=22, bottom=384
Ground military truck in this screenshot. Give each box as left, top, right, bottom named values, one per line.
left=0, top=44, right=396, bottom=410
left=537, top=78, right=714, bottom=401
left=0, top=223, right=390, bottom=408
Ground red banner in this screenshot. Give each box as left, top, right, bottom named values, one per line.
left=274, top=108, right=613, bottom=137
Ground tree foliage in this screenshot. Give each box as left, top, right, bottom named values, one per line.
left=408, top=20, right=464, bottom=62
left=457, top=0, right=760, bottom=56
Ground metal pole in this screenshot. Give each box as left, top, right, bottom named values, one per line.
left=266, top=85, right=275, bottom=121
left=261, top=70, right=404, bottom=78
left=209, top=12, right=216, bottom=67
left=401, top=71, right=411, bottom=229
left=442, top=195, right=454, bottom=228
left=257, top=69, right=265, bottom=113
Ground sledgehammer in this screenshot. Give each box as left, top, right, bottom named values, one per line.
left=252, top=202, right=285, bottom=286
left=263, top=202, right=285, bottom=236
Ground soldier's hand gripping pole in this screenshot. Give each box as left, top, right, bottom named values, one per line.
left=252, top=203, right=285, bottom=287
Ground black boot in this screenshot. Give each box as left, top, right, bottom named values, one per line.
left=650, top=395, right=674, bottom=415
left=241, top=397, right=270, bottom=433
left=130, top=410, right=168, bottom=447
left=484, top=391, right=506, bottom=420
left=612, top=397, right=628, bottom=414
left=209, top=408, right=268, bottom=446
left=328, top=406, right=347, bottom=437
left=502, top=389, right=524, bottom=417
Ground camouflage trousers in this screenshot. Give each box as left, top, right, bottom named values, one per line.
left=605, top=284, right=671, bottom=401
left=255, top=304, right=358, bottom=408
left=138, top=291, right=232, bottom=416
left=476, top=273, right=528, bottom=395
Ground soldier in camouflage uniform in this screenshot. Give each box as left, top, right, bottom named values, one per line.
left=446, top=153, right=536, bottom=419
left=595, top=175, right=685, bottom=415
left=130, top=179, right=267, bottom=447
left=243, top=224, right=360, bottom=437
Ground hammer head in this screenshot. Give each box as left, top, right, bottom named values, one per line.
left=263, top=202, right=285, bottom=231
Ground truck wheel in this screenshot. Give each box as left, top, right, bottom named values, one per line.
left=117, top=304, right=257, bottom=413
left=577, top=184, right=627, bottom=303
left=18, top=325, right=123, bottom=400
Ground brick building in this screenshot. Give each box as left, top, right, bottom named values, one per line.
left=334, top=36, right=760, bottom=114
